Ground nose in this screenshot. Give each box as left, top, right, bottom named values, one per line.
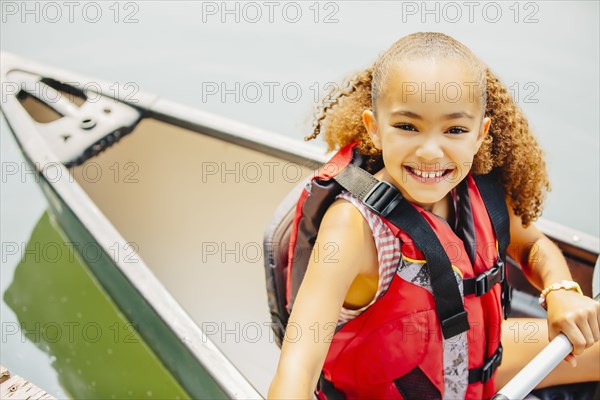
left=415, top=135, right=444, bottom=161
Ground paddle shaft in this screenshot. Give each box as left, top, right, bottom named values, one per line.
left=491, top=333, right=573, bottom=400
left=492, top=283, right=600, bottom=400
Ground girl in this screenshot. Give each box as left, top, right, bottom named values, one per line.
left=268, top=32, right=599, bottom=399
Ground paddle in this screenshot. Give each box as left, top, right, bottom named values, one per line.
left=492, top=257, right=600, bottom=400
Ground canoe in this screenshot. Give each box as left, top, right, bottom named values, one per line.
left=1, top=52, right=598, bottom=399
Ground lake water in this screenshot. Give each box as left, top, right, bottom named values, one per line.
left=1, top=1, right=598, bottom=397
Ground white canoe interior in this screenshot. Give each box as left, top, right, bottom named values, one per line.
left=12, top=85, right=316, bottom=395
left=68, top=117, right=310, bottom=395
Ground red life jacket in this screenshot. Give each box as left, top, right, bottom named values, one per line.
left=264, top=142, right=510, bottom=399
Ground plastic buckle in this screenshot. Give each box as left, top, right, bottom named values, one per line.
left=481, top=363, right=493, bottom=384
left=362, top=180, right=401, bottom=217
left=481, top=355, right=495, bottom=383
left=475, top=271, right=490, bottom=297
left=474, top=259, right=505, bottom=297
left=481, top=345, right=503, bottom=383
left=497, top=258, right=505, bottom=284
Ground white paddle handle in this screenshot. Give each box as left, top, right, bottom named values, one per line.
left=493, top=256, right=600, bottom=400
left=492, top=333, right=573, bottom=400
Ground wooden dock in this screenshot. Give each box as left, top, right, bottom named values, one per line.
left=0, top=365, right=55, bottom=400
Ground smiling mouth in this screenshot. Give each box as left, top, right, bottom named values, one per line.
left=404, top=165, right=454, bottom=180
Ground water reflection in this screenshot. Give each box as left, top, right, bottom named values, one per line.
left=3, top=212, right=189, bottom=399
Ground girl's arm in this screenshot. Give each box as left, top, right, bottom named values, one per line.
left=268, top=198, right=379, bottom=399
left=506, top=199, right=600, bottom=365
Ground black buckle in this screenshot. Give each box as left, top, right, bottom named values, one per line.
left=482, top=345, right=503, bottom=383
left=481, top=361, right=493, bottom=384
left=474, top=258, right=505, bottom=297
left=362, top=180, right=402, bottom=217
left=469, top=344, right=503, bottom=384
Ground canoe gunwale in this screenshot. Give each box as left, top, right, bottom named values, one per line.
left=1, top=52, right=263, bottom=399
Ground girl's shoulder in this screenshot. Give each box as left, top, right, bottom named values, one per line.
left=322, top=191, right=368, bottom=229
left=334, top=190, right=384, bottom=230
left=316, top=191, right=380, bottom=279
left=324, top=190, right=399, bottom=268
left=320, top=190, right=379, bottom=245
left=331, top=190, right=398, bottom=246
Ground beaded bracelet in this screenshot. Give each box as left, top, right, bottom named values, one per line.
left=538, top=280, right=583, bottom=310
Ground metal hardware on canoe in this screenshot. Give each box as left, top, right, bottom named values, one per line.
left=5, top=70, right=141, bottom=167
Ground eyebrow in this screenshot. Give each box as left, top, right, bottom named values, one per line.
left=389, top=110, right=474, bottom=120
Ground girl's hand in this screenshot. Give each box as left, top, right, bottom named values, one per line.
left=545, top=289, right=600, bottom=367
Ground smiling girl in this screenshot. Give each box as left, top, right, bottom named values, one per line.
left=268, top=32, right=599, bottom=399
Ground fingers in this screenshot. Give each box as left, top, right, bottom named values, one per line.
left=588, top=311, right=600, bottom=343
left=575, top=317, right=596, bottom=353
left=580, top=301, right=600, bottom=349
left=550, top=299, right=600, bottom=354
left=564, top=353, right=577, bottom=368
left=550, top=313, right=588, bottom=356
left=563, top=321, right=587, bottom=355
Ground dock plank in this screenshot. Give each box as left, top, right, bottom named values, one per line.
left=0, top=365, right=55, bottom=399
left=0, top=365, right=9, bottom=384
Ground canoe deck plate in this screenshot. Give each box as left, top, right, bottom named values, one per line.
left=7, top=70, right=141, bottom=167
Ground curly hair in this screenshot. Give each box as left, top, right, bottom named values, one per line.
left=305, top=32, right=550, bottom=227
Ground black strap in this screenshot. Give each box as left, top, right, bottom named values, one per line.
left=334, top=164, right=469, bottom=339
left=472, top=172, right=512, bottom=318
left=316, top=372, right=345, bottom=399
left=472, top=172, right=510, bottom=262
left=468, top=344, right=503, bottom=384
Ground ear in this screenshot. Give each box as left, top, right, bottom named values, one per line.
left=362, top=109, right=381, bottom=149
left=476, top=116, right=491, bottom=151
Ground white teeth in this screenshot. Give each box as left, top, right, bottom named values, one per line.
left=410, top=167, right=446, bottom=178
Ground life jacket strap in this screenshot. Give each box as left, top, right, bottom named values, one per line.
left=333, top=161, right=470, bottom=340
left=468, top=344, right=503, bottom=384
left=463, top=258, right=505, bottom=297
left=316, top=372, right=345, bottom=399
left=472, top=172, right=512, bottom=319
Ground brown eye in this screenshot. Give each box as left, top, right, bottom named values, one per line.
left=394, top=124, right=417, bottom=132
left=447, top=127, right=468, bottom=135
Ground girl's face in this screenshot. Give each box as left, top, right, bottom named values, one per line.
left=363, top=58, right=491, bottom=210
